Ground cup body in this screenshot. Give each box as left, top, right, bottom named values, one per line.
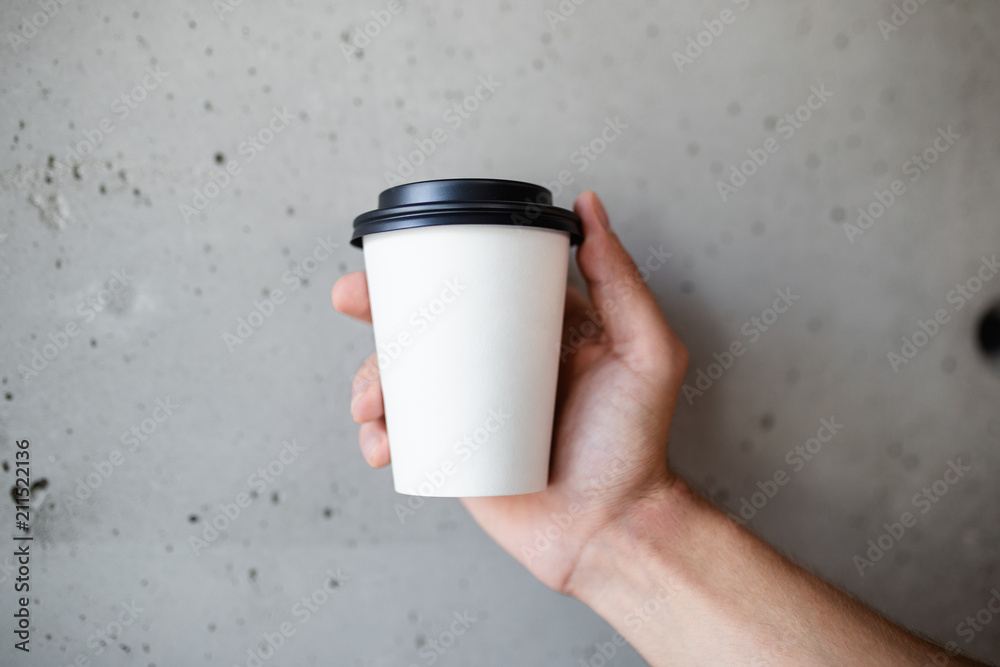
left=362, top=223, right=569, bottom=497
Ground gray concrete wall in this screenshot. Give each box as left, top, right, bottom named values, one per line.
left=1, top=0, right=998, bottom=665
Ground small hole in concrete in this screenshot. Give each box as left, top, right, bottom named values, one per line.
left=978, top=303, right=1000, bottom=359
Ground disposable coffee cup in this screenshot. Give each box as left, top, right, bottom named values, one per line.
left=351, top=179, right=583, bottom=497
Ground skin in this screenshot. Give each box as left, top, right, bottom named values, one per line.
left=332, top=192, right=988, bottom=666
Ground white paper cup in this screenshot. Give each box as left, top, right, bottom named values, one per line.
left=351, top=179, right=583, bottom=497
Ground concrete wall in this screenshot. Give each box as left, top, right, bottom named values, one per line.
left=1, top=0, right=998, bottom=664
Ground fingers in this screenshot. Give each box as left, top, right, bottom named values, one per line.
left=573, top=191, right=675, bottom=359
left=332, top=272, right=372, bottom=324
left=351, top=353, right=384, bottom=423
left=359, top=418, right=391, bottom=468
left=336, top=275, right=388, bottom=468
left=561, top=285, right=606, bottom=351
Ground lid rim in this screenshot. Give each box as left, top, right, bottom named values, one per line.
left=352, top=179, right=583, bottom=248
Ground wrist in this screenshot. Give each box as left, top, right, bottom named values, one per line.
left=564, top=474, right=698, bottom=611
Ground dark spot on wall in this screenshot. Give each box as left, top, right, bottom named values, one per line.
left=760, top=413, right=775, bottom=431
left=1, top=461, right=8, bottom=472
left=978, top=303, right=1000, bottom=359
left=214, top=152, right=224, bottom=164
left=90, top=339, right=97, bottom=348
left=188, top=514, right=199, bottom=523
left=323, top=507, right=332, bottom=518
left=30, top=478, right=48, bottom=494
left=270, top=492, right=279, bottom=504
left=73, top=164, right=82, bottom=180
left=248, top=568, right=258, bottom=581
left=4, top=393, right=12, bottom=401
left=99, top=184, right=107, bottom=195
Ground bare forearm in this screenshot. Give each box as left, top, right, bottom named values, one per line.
left=567, top=479, right=985, bottom=667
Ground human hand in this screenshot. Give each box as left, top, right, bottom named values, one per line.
left=332, top=191, right=688, bottom=595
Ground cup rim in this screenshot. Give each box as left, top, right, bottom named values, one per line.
left=351, top=178, right=583, bottom=248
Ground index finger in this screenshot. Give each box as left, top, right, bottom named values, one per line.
left=331, top=271, right=372, bottom=324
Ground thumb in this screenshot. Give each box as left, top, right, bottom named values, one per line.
left=573, top=191, right=673, bottom=358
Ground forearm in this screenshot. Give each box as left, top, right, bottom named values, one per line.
left=567, top=479, right=984, bottom=667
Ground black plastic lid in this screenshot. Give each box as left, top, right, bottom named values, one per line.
left=351, top=178, right=583, bottom=248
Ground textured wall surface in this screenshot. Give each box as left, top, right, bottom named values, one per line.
left=1, top=1, right=999, bottom=665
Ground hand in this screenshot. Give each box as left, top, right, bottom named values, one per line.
left=332, top=191, right=688, bottom=594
